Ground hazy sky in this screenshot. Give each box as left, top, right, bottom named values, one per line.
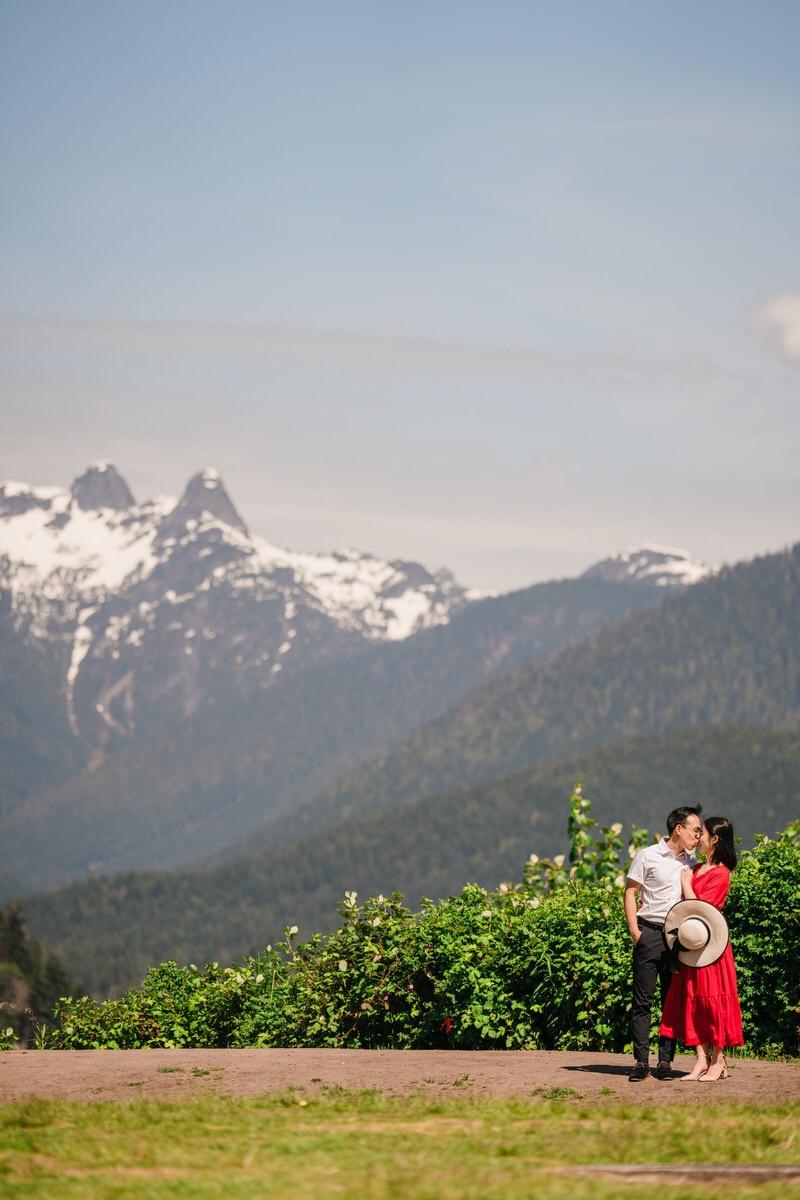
left=2, top=2, right=799, bottom=590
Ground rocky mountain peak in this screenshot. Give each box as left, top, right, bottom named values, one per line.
left=164, top=468, right=248, bottom=537
left=582, top=544, right=714, bottom=588
left=70, top=462, right=135, bottom=512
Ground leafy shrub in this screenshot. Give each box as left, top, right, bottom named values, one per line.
left=50, top=793, right=800, bottom=1056
left=726, top=824, right=800, bottom=1053
left=55, top=958, right=277, bottom=1050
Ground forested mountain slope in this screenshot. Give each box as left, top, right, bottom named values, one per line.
left=2, top=578, right=662, bottom=894
left=284, top=544, right=800, bottom=843
left=24, top=724, right=800, bottom=995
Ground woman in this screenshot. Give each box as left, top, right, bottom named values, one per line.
left=659, top=815, right=744, bottom=1081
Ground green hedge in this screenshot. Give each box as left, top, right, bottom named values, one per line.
left=48, top=803, right=800, bottom=1056
left=724, top=826, right=800, bottom=1055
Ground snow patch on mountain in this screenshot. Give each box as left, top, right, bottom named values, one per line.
left=0, top=487, right=172, bottom=599
left=1, top=481, right=63, bottom=501
left=65, top=612, right=96, bottom=730
left=242, top=537, right=462, bottom=639
left=582, top=544, right=715, bottom=587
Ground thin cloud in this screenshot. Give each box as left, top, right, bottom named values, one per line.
left=755, top=292, right=800, bottom=364
left=0, top=312, right=717, bottom=389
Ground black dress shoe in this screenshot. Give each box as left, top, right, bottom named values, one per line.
left=628, top=1061, right=649, bottom=1082
left=653, top=1060, right=675, bottom=1080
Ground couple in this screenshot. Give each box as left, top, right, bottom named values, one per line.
left=624, top=805, right=743, bottom=1082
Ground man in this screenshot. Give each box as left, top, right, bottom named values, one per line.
left=624, top=805, right=702, bottom=1081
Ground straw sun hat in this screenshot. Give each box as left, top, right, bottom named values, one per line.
left=663, top=899, right=729, bottom=968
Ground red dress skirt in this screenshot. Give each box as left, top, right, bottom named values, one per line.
left=659, top=865, right=744, bottom=1048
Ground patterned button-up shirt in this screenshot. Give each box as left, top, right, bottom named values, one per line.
left=627, top=839, right=696, bottom=923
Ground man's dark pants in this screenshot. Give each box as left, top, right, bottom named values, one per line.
left=632, top=921, right=676, bottom=1064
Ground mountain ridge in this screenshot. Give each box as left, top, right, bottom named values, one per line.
left=260, top=541, right=800, bottom=846
left=0, top=464, right=473, bottom=757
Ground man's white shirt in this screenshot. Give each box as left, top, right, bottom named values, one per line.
left=626, top=839, right=697, bottom=923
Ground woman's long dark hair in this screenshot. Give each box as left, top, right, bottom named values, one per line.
left=705, top=816, right=737, bottom=870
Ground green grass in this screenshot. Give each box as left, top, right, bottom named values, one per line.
left=0, top=1093, right=798, bottom=1199
left=531, top=1086, right=582, bottom=1100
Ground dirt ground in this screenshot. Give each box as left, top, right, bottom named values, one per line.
left=1, top=1048, right=798, bottom=1105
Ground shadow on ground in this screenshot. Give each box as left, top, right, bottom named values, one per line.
left=562, top=1064, right=689, bottom=1078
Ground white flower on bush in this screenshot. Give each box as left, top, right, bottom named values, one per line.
left=627, top=844, right=637, bottom=859
left=288, top=925, right=298, bottom=936
left=377, top=894, right=385, bottom=904
left=372, top=917, right=381, bottom=927
left=255, top=973, right=264, bottom=984
left=235, top=973, right=244, bottom=985
left=614, top=874, right=625, bottom=887
left=529, top=898, right=540, bottom=909
left=338, top=959, right=348, bottom=971
left=528, top=853, right=539, bottom=866
left=481, top=909, right=492, bottom=919
left=552, top=854, right=565, bottom=869
left=344, top=890, right=358, bottom=908
left=498, top=883, right=510, bottom=894
left=610, top=822, right=623, bottom=836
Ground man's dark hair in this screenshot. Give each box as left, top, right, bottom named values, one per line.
left=666, top=804, right=702, bottom=834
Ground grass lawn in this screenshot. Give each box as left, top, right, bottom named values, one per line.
left=1, top=1091, right=799, bottom=1199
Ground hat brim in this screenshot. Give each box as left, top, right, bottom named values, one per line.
left=663, top=898, right=729, bottom=967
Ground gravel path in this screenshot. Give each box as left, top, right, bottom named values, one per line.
left=2, top=1048, right=798, bottom=1105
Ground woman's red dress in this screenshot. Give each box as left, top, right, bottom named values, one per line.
left=659, top=865, right=744, bottom=1048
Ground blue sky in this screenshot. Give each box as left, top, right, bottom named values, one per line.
left=1, top=2, right=799, bottom=589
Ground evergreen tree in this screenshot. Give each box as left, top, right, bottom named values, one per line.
left=0, top=903, right=71, bottom=1044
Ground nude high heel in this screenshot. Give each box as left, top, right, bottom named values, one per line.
left=699, top=1058, right=729, bottom=1082
left=679, top=1067, right=708, bottom=1081
left=679, top=1048, right=709, bottom=1080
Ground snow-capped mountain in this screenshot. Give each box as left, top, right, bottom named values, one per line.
left=0, top=463, right=471, bottom=746
left=582, top=544, right=715, bottom=588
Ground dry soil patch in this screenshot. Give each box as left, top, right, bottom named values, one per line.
left=2, top=1048, right=798, bottom=1105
